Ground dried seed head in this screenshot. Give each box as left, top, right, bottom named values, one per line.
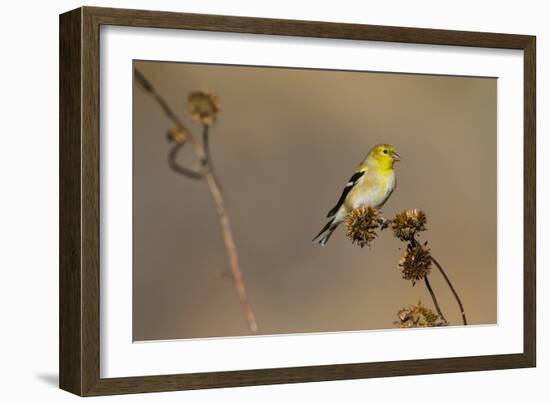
left=398, top=242, right=432, bottom=285
left=166, top=127, right=190, bottom=144
left=391, top=209, right=427, bottom=241
left=394, top=301, right=442, bottom=328
left=187, top=90, right=220, bottom=126
left=345, top=206, right=380, bottom=248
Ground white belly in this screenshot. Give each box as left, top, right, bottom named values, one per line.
left=349, top=171, right=396, bottom=210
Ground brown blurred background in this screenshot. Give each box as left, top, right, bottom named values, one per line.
left=133, top=60, right=496, bottom=341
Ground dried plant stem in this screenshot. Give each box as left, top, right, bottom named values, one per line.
left=135, top=69, right=259, bottom=334
left=202, top=126, right=223, bottom=191
left=410, top=235, right=467, bottom=326
left=431, top=256, right=467, bottom=326
left=407, top=237, right=447, bottom=325
left=200, top=126, right=258, bottom=333
left=423, top=276, right=448, bottom=324
left=135, top=69, right=184, bottom=129
left=168, top=143, right=204, bottom=179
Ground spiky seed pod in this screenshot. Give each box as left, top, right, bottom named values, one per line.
left=345, top=206, right=380, bottom=248
left=166, top=127, right=190, bottom=144
left=391, top=209, right=427, bottom=242
left=398, top=241, right=432, bottom=285
left=187, top=90, right=220, bottom=126
left=394, top=301, right=442, bottom=328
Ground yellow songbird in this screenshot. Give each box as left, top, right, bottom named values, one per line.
left=313, top=144, right=401, bottom=245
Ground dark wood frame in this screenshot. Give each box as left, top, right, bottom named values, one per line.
left=60, top=6, right=536, bottom=396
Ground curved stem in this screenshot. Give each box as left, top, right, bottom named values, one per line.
left=424, top=275, right=448, bottom=324
left=135, top=69, right=259, bottom=334
left=431, top=256, right=468, bottom=326
left=168, top=143, right=204, bottom=180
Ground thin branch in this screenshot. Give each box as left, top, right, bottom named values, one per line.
left=135, top=68, right=206, bottom=163
left=201, top=126, right=223, bottom=192
left=409, top=236, right=454, bottom=326
left=168, top=143, right=204, bottom=180
left=200, top=125, right=257, bottom=333
left=135, top=68, right=259, bottom=334
left=431, top=256, right=468, bottom=326
left=202, top=125, right=213, bottom=166
left=424, top=275, right=448, bottom=325
left=135, top=69, right=186, bottom=130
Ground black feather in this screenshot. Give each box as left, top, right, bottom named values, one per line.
left=312, top=218, right=335, bottom=242
left=326, top=170, right=365, bottom=218
left=319, top=224, right=337, bottom=245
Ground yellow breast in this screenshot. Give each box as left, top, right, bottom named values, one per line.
left=345, top=168, right=396, bottom=211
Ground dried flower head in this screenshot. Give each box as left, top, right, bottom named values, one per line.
left=166, top=127, right=190, bottom=144
left=345, top=206, right=380, bottom=248
left=394, top=301, right=441, bottom=328
left=391, top=209, right=427, bottom=241
left=187, top=90, right=220, bottom=126
left=398, top=242, right=432, bottom=284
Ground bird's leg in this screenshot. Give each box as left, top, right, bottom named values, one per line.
left=378, top=216, right=392, bottom=230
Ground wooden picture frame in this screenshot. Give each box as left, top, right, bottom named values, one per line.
left=59, top=6, right=536, bottom=396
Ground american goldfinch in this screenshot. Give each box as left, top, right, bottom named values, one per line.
left=313, top=144, right=401, bottom=245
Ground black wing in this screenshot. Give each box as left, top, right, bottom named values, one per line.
left=326, top=170, right=365, bottom=218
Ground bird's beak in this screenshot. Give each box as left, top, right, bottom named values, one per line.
left=391, top=151, right=402, bottom=162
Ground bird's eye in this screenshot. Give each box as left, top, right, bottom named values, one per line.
left=383, top=150, right=388, bottom=154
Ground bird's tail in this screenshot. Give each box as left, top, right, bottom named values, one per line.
left=312, top=219, right=340, bottom=246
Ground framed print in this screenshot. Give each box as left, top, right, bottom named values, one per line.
left=59, top=6, right=536, bottom=396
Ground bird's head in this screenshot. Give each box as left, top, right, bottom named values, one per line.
left=366, top=144, right=401, bottom=169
